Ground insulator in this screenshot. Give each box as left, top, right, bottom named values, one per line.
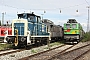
left=60, top=10, right=61, bottom=13
left=44, top=11, right=46, bottom=13
left=7, top=21, right=8, bottom=24
left=76, top=10, right=78, bottom=12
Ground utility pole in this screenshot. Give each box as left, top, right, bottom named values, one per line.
left=41, top=11, right=46, bottom=22
left=87, top=6, right=90, bottom=32
left=2, top=13, right=4, bottom=26
left=41, top=14, right=44, bottom=21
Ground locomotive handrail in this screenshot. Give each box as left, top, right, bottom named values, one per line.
left=4, top=30, right=8, bottom=43
left=14, top=29, right=18, bottom=46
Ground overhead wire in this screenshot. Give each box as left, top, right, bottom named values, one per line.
left=0, top=2, right=88, bottom=11
left=58, top=3, right=86, bottom=9
left=0, top=2, right=27, bottom=10
left=84, top=0, right=90, bottom=6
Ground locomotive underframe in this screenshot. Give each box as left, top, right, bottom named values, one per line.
left=6, top=36, right=27, bottom=46
left=6, top=35, right=50, bottom=47
left=64, top=34, right=80, bottom=42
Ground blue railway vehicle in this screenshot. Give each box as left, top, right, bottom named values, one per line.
left=6, top=12, right=50, bottom=47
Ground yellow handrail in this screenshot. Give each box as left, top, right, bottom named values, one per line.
left=14, top=29, right=18, bottom=46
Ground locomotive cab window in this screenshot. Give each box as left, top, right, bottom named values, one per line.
left=72, top=24, right=76, bottom=29
left=66, top=24, right=70, bottom=29
left=27, top=15, right=34, bottom=21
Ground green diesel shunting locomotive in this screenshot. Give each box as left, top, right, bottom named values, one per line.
left=64, top=19, right=85, bottom=43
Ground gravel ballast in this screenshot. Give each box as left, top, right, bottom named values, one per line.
left=0, top=41, right=90, bottom=60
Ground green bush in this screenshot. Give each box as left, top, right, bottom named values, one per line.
left=82, top=32, right=90, bottom=42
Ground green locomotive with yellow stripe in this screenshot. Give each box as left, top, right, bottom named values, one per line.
left=64, top=19, right=85, bottom=43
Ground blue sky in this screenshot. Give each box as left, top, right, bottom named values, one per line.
left=0, top=0, right=90, bottom=32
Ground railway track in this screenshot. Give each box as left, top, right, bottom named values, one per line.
left=49, top=43, right=90, bottom=60
left=0, top=49, right=25, bottom=56
left=0, top=48, right=13, bottom=53
left=0, top=40, right=45, bottom=56
left=0, top=39, right=4, bottom=43
left=0, top=41, right=65, bottom=58
left=1, top=42, right=89, bottom=60
left=19, top=44, right=76, bottom=60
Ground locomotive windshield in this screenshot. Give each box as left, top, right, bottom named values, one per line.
left=27, top=15, right=34, bottom=21
left=66, top=24, right=70, bottom=29
left=72, top=24, right=76, bottom=29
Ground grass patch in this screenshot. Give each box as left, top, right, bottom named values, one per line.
left=50, top=42, right=62, bottom=47
left=0, top=43, right=13, bottom=50
left=44, top=42, right=63, bottom=49
left=31, top=49, right=37, bottom=53
left=44, top=47, right=49, bottom=49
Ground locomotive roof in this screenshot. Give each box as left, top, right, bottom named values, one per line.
left=64, top=23, right=79, bottom=24
left=67, top=19, right=78, bottom=23
left=17, top=13, right=40, bottom=17
left=43, top=19, right=54, bottom=24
